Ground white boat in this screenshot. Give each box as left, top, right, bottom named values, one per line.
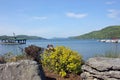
left=99, top=39, right=120, bottom=43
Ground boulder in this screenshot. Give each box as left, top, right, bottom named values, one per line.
left=0, top=60, right=45, bottom=80
left=81, top=57, right=120, bottom=80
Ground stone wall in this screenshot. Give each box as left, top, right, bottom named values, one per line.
left=0, top=60, right=45, bottom=80
left=81, top=57, right=120, bottom=80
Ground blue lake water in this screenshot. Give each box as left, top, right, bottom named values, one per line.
left=0, top=39, right=120, bottom=60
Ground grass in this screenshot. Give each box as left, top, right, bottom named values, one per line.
left=0, top=52, right=26, bottom=63
left=94, top=51, right=120, bottom=58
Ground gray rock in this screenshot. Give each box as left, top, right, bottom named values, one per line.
left=86, top=57, right=120, bottom=71
left=81, top=57, right=120, bottom=80
left=0, top=60, right=45, bottom=80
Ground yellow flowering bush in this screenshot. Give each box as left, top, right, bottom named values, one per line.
left=41, top=46, right=82, bottom=77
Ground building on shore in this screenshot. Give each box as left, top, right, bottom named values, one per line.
left=99, top=39, right=120, bottom=43
left=1, top=37, right=26, bottom=44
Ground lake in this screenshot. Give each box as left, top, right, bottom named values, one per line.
left=0, top=39, right=120, bottom=60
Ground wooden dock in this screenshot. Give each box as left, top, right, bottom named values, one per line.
left=0, top=38, right=26, bottom=45
left=0, top=33, right=27, bottom=45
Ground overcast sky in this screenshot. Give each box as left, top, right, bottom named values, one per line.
left=0, top=0, right=120, bottom=38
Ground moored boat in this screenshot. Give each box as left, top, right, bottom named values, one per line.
left=99, top=39, right=120, bottom=43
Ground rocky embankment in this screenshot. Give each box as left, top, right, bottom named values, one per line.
left=0, top=60, right=45, bottom=80
left=81, top=57, right=120, bottom=80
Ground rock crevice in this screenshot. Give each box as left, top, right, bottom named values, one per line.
left=81, top=57, right=120, bottom=80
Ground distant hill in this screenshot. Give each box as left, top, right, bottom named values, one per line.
left=0, top=35, right=46, bottom=40
left=70, top=25, right=120, bottom=39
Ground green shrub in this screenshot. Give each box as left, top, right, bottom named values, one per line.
left=3, top=52, right=14, bottom=60
left=0, top=52, right=26, bottom=63
left=41, top=46, right=82, bottom=77
left=1, top=52, right=14, bottom=62
left=7, top=54, right=26, bottom=62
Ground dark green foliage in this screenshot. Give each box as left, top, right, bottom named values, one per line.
left=71, top=25, right=120, bottom=39
left=25, top=45, right=44, bottom=62
left=16, top=35, right=46, bottom=40
left=0, top=35, right=10, bottom=40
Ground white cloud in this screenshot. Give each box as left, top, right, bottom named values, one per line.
left=107, top=9, right=120, bottom=19
left=106, top=1, right=116, bottom=5
left=32, top=16, right=47, bottom=20
left=66, top=12, right=87, bottom=19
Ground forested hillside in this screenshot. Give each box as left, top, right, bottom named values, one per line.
left=70, top=25, right=120, bottom=39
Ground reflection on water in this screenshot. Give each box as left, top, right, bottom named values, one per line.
left=0, top=39, right=120, bottom=60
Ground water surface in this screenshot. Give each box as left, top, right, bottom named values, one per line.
left=0, top=39, right=120, bottom=60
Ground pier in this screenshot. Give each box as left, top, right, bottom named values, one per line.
left=1, top=38, right=26, bottom=44
left=0, top=33, right=27, bottom=45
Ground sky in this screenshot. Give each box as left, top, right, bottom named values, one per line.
left=0, top=0, right=120, bottom=38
